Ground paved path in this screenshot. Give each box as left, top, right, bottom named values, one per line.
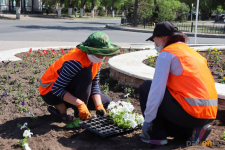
left=0, top=17, right=224, bottom=52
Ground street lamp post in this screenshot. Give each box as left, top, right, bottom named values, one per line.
left=194, top=0, right=199, bottom=44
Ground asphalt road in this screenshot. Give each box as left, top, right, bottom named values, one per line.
left=0, top=18, right=224, bottom=44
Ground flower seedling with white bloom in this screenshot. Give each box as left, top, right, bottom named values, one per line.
left=17, top=122, right=29, bottom=130
left=108, top=101, right=144, bottom=129
left=17, top=122, right=33, bottom=150
left=24, top=143, right=31, bottom=150
left=124, top=93, right=130, bottom=98
left=26, top=112, right=34, bottom=117
left=23, top=130, right=33, bottom=138
left=26, top=112, right=38, bottom=121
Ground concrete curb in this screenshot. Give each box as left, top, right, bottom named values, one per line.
left=109, top=47, right=225, bottom=99
left=106, top=24, right=225, bottom=39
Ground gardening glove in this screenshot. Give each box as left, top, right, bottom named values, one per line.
left=77, top=102, right=91, bottom=121
left=95, top=104, right=107, bottom=116
left=141, top=121, right=153, bottom=140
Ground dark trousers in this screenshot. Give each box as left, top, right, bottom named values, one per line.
left=139, top=80, right=213, bottom=140
left=41, top=68, right=110, bottom=117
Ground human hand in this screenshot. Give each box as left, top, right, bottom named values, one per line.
left=95, top=104, right=107, bottom=116
left=77, top=102, right=91, bottom=120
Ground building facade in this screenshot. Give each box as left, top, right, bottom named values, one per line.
left=0, top=0, right=42, bottom=13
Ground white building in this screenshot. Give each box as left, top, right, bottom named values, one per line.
left=0, top=0, right=42, bottom=13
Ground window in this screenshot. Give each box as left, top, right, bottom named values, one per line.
left=13, top=0, right=16, bottom=6
left=1, top=0, right=6, bottom=5
left=25, top=0, right=29, bottom=7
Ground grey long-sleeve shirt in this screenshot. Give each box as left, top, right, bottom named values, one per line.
left=144, top=51, right=183, bottom=123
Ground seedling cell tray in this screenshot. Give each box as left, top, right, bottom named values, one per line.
left=78, top=116, right=141, bottom=137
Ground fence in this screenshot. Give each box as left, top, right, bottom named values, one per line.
left=121, top=17, right=225, bottom=34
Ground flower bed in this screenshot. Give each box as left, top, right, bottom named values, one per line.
left=0, top=48, right=225, bottom=149
left=143, top=48, right=225, bottom=83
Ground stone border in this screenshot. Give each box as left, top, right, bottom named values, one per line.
left=108, top=46, right=225, bottom=99
left=106, top=24, right=225, bottom=39
left=0, top=46, right=76, bottom=61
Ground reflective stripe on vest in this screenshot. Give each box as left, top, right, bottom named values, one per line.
left=184, top=97, right=218, bottom=106
left=40, top=80, right=53, bottom=88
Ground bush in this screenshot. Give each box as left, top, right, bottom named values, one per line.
left=98, top=6, right=106, bottom=16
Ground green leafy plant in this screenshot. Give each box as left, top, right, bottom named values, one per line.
left=222, top=131, right=225, bottom=140
left=124, top=87, right=135, bottom=97
left=102, top=83, right=109, bottom=95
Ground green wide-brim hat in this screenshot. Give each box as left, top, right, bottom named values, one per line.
left=77, top=32, right=121, bottom=56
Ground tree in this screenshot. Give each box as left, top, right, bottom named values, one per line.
left=156, top=0, right=183, bottom=22
left=79, top=0, right=89, bottom=17
left=133, top=0, right=138, bottom=26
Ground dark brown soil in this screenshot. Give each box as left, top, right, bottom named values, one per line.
left=143, top=50, right=225, bottom=83
left=0, top=49, right=224, bottom=150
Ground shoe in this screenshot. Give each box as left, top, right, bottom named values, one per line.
left=140, top=133, right=168, bottom=145
left=188, top=124, right=212, bottom=142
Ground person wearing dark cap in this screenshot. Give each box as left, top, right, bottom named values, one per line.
left=139, top=21, right=217, bottom=145
left=39, top=32, right=121, bottom=126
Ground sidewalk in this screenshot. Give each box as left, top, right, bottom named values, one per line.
left=106, top=24, right=225, bottom=39
left=0, top=14, right=82, bottom=20
left=0, top=14, right=121, bottom=20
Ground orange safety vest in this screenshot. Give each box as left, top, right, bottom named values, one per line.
left=161, top=43, right=218, bottom=119
left=39, top=48, right=102, bottom=95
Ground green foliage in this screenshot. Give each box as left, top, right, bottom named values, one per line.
left=98, top=6, right=106, bottom=16
left=102, top=82, right=109, bottom=95
left=18, top=105, right=28, bottom=113
left=17, top=138, right=27, bottom=148
left=113, top=81, right=122, bottom=92
left=222, top=131, right=225, bottom=140
left=157, top=0, right=183, bottom=21
left=124, top=87, right=135, bottom=97
left=138, top=1, right=154, bottom=20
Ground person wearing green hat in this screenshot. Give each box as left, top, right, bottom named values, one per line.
left=39, top=32, right=121, bottom=124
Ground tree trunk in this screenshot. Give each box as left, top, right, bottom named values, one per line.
left=133, top=0, right=138, bottom=27
left=68, top=8, right=72, bottom=17
left=79, top=8, right=83, bottom=17
left=80, top=0, right=88, bottom=17
left=16, top=0, right=21, bottom=19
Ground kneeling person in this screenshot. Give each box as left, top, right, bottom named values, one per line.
left=39, top=32, right=120, bottom=121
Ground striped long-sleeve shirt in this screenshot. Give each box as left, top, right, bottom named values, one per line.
left=52, top=60, right=100, bottom=99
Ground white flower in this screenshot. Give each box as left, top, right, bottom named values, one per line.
left=24, top=143, right=31, bottom=150
left=23, top=130, right=33, bottom=138
left=123, top=112, right=130, bottom=121
left=125, top=104, right=134, bottom=112
left=116, top=106, right=124, bottom=112
left=108, top=102, right=116, bottom=110
left=123, top=113, right=135, bottom=122
left=110, top=108, right=117, bottom=114
left=130, top=120, right=138, bottom=128
left=136, top=115, right=144, bottom=125
left=124, top=93, right=130, bottom=98
left=20, top=122, right=28, bottom=130
left=26, top=112, right=34, bottom=117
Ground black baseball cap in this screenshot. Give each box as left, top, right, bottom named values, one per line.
left=146, top=21, right=178, bottom=41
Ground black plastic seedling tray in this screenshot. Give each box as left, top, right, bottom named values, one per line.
left=78, top=116, right=141, bottom=137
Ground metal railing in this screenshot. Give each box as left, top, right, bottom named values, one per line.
left=121, top=17, right=225, bottom=34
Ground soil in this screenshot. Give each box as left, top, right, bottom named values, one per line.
left=0, top=49, right=225, bottom=150
left=143, top=50, right=225, bottom=83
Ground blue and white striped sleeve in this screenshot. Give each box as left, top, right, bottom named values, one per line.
left=91, top=70, right=100, bottom=95
left=52, top=61, right=83, bottom=99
